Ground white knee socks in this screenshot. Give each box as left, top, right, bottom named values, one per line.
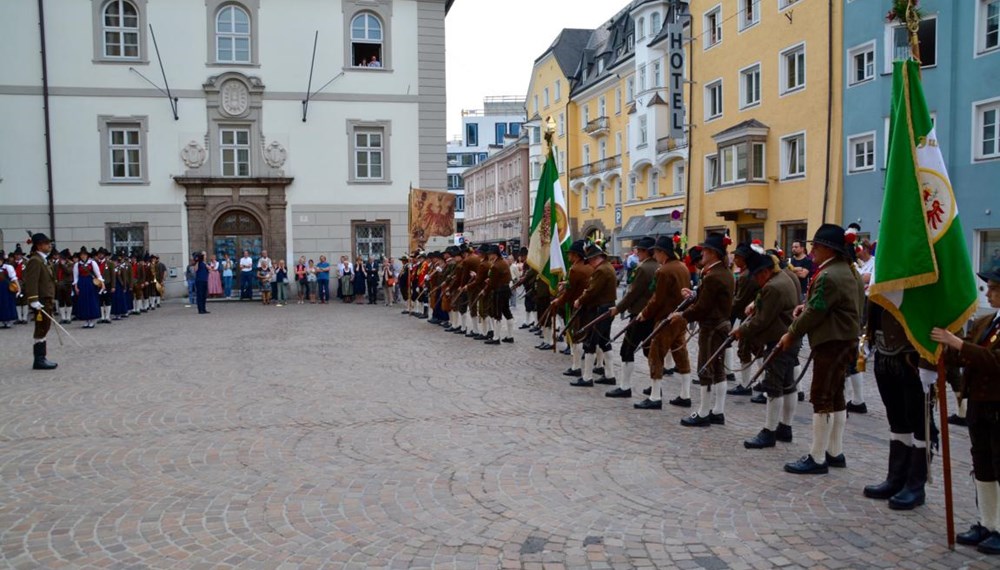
left=595, top=348, right=606, bottom=370
left=957, top=398, right=967, bottom=419
left=724, top=346, right=735, bottom=376
left=975, top=480, right=1000, bottom=531
left=679, top=373, right=692, bottom=400
left=649, top=378, right=662, bottom=401
left=765, top=397, right=781, bottom=431
left=713, top=384, right=727, bottom=414
left=696, top=385, right=711, bottom=418
left=848, top=373, right=865, bottom=404
left=582, top=353, right=596, bottom=382
left=621, top=361, right=634, bottom=390
left=739, top=363, right=752, bottom=387
left=504, top=318, right=514, bottom=339
left=810, top=413, right=834, bottom=461
left=781, top=393, right=798, bottom=425
left=827, top=410, right=847, bottom=457
left=571, top=343, right=582, bottom=371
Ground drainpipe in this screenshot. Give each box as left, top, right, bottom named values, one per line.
left=821, top=0, right=833, bottom=223
left=38, top=0, right=56, bottom=240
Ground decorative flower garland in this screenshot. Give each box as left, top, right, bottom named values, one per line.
left=886, top=0, right=922, bottom=24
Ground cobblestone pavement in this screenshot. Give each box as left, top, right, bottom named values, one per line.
left=0, top=300, right=993, bottom=569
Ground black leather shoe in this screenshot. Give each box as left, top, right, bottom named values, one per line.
left=452, top=328, right=466, bottom=334
left=888, top=486, right=925, bottom=511
left=948, top=414, right=967, bottom=427
left=528, top=326, right=540, bottom=333
left=798, top=392, right=805, bottom=402
left=634, top=398, right=663, bottom=410
left=416, top=314, right=428, bottom=319
left=484, top=339, right=500, bottom=345
left=427, top=318, right=441, bottom=325
left=775, top=423, right=793, bottom=443
left=560, top=347, right=572, bottom=355
left=642, top=387, right=651, bottom=396
left=473, top=334, right=486, bottom=340
left=593, top=367, right=605, bottom=377
left=784, top=455, right=828, bottom=474
left=502, top=337, right=514, bottom=344
left=569, top=379, right=594, bottom=387
left=536, top=343, right=553, bottom=350
left=594, top=377, right=616, bottom=385
left=726, top=373, right=736, bottom=382
left=32, top=342, right=57, bottom=370
left=957, top=524, right=992, bottom=546
left=665, top=367, right=677, bottom=376
left=744, top=429, right=777, bottom=449
left=605, top=388, right=632, bottom=398
left=563, top=368, right=582, bottom=377
left=466, top=332, right=478, bottom=338
left=443, top=326, right=456, bottom=332
left=401, top=310, right=410, bottom=314
left=681, top=414, right=711, bottom=427
left=668, top=397, right=692, bottom=408
left=727, top=385, right=752, bottom=396
left=977, top=531, right=1000, bottom=555
left=709, top=412, right=725, bottom=425
left=846, top=401, right=868, bottom=414
left=750, top=393, right=767, bottom=404
left=484, top=331, right=494, bottom=339
left=825, top=453, right=847, bottom=468
left=519, top=323, right=531, bottom=329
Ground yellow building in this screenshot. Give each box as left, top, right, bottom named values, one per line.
left=687, top=0, right=843, bottom=251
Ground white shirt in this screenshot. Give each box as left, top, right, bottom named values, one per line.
left=1, top=263, right=16, bottom=281
left=258, top=256, right=272, bottom=270
left=858, top=256, right=875, bottom=295
left=73, top=259, right=103, bottom=285
left=239, top=256, right=254, bottom=272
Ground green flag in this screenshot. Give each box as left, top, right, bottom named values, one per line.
left=869, top=60, right=978, bottom=362
left=526, top=151, right=570, bottom=293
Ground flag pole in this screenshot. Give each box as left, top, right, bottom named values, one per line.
left=904, top=0, right=954, bottom=549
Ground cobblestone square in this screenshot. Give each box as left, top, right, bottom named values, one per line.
left=0, top=301, right=993, bottom=569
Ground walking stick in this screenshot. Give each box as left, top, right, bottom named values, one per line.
left=936, top=356, right=956, bottom=550
left=37, top=307, right=84, bottom=348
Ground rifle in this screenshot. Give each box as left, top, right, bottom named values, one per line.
left=698, top=332, right=736, bottom=377
left=556, top=307, right=582, bottom=339
left=611, top=316, right=636, bottom=342
left=746, top=343, right=784, bottom=386
left=633, top=291, right=699, bottom=354
left=576, top=309, right=613, bottom=337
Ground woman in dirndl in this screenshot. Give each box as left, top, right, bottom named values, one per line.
left=0, top=254, right=18, bottom=327
left=207, top=254, right=224, bottom=297
left=74, top=247, right=103, bottom=328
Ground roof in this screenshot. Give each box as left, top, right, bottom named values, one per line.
left=570, top=6, right=635, bottom=97
left=534, top=29, right=594, bottom=77
left=713, top=119, right=770, bottom=139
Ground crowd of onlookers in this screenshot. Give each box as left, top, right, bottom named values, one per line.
left=184, top=250, right=412, bottom=307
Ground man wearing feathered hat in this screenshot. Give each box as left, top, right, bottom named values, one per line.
left=21, top=232, right=58, bottom=369
left=550, top=239, right=591, bottom=367
left=779, top=223, right=864, bottom=474
left=728, top=242, right=764, bottom=397
left=604, top=236, right=656, bottom=401
left=570, top=240, right=618, bottom=388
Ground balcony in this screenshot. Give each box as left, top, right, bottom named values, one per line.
left=656, top=136, right=688, bottom=154
left=582, top=116, right=610, bottom=138
left=569, top=155, right=622, bottom=179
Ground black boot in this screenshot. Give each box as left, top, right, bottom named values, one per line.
left=32, top=341, right=58, bottom=370
left=888, top=445, right=928, bottom=510
left=863, top=440, right=911, bottom=500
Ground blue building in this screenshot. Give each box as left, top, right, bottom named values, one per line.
left=842, top=0, right=1000, bottom=312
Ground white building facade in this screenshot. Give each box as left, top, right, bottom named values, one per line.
left=0, top=0, right=451, bottom=293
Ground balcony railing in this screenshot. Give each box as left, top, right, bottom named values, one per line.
left=656, top=136, right=688, bottom=154
left=569, top=154, right=622, bottom=179
left=582, top=116, right=610, bottom=137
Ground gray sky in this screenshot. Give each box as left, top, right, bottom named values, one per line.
left=444, top=0, right=614, bottom=141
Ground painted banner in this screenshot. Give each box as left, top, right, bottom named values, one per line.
left=408, top=188, right=456, bottom=254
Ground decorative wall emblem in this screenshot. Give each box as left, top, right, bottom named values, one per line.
left=180, top=141, right=207, bottom=168
left=220, top=80, right=250, bottom=116
left=263, top=141, right=287, bottom=168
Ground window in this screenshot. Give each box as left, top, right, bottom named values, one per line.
left=848, top=41, right=876, bottom=86
left=628, top=176, right=637, bottom=200
left=705, top=154, right=720, bottom=191
left=531, top=161, right=542, bottom=179
left=98, top=115, right=148, bottom=185
left=544, top=87, right=550, bottom=108
left=651, top=12, right=661, bottom=36
left=637, top=17, right=646, bottom=40
left=558, top=113, right=565, bottom=136
left=650, top=171, right=659, bottom=197
left=739, top=64, right=761, bottom=108
left=344, top=0, right=391, bottom=70
left=599, top=139, right=607, bottom=160
left=555, top=80, right=562, bottom=101
left=615, top=179, right=622, bottom=202
left=220, top=128, right=251, bottom=177
left=533, top=95, right=539, bottom=115
left=704, top=6, right=722, bottom=49
left=705, top=79, right=723, bottom=120
left=583, top=144, right=591, bottom=165
left=508, top=123, right=521, bottom=137
left=583, top=186, right=590, bottom=210
left=582, top=105, right=590, bottom=126
left=354, top=222, right=387, bottom=260
left=350, top=12, right=385, bottom=67
left=349, top=120, right=391, bottom=183
left=653, top=60, right=662, bottom=88
left=216, top=5, right=251, bottom=63
left=639, top=65, right=647, bottom=92
left=781, top=132, right=806, bottom=178
left=466, top=123, right=479, bottom=146
left=615, top=88, right=622, bottom=114
left=780, top=222, right=808, bottom=257
left=102, top=0, right=140, bottom=58
left=616, top=132, right=622, bottom=155
left=638, top=116, right=648, bottom=146
left=626, top=77, right=635, bottom=102
left=673, top=163, right=685, bottom=195
left=779, top=0, right=801, bottom=9
left=93, top=0, right=147, bottom=63
left=975, top=98, right=1000, bottom=160
left=718, top=141, right=765, bottom=185
left=751, top=142, right=765, bottom=180
left=599, top=96, right=606, bottom=118
left=598, top=183, right=606, bottom=207
left=739, top=0, right=759, bottom=31
left=454, top=195, right=465, bottom=212
left=886, top=17, right=936, bottom=71
left=447, top=174, right=464, bottom=189
left=780, top=43, right=806, bottom=94
left=979, top=0, right=1000, bottom=55
left=531, top=126, right=540, bottom=144
left=108, top=223, right=146, bottom=257
left=847, top=132, right=876, bottom=173
left=495, top=123, right=507, bottom=145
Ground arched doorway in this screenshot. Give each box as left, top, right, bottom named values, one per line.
left=212, top=209, right=263, bottom=262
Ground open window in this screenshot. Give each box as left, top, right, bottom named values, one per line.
left=351, top=12, right=384, bottom=68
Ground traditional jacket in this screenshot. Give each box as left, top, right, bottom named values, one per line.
left=617, top=257, right=656, bottom=316
left=732, top=270, right=761, bottom=322
left=557, top=261, right=593, bottom=308
left=739, top=270, right=798, bottom=345
left=682, top=261, right=734, bottom=323
left=23, top=252, right=55, bottom=302
left=787, top=257, right=863, bottom=346
left=487, top=257, right=511, bottom=291
left=953, top=313, right=1000, bottom=402
left=578, top=260, right=617, bottom=308
left=640, top=259, right=690, bottom=322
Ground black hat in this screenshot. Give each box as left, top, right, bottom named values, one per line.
left=143, top=254, right=151, bottom=262
left=13, top=244, right=24, bottom=256
left=96, top=247, right=109, bottom=256
left=400, top=255, right=409, bottom=261
left=651, top=235, right=674, bottom=252
left=977, top=267, right=1000, bottom=283
left=687, top=246, right=703, bottom=263
left=150, top=253, right=159, bottom=259
left=747, top=250, right=776, bottom=276
left=733, top=242, right=753, bottom=259
left=699, top=233, right=728, bottom=257
left=583, top=241, right=607, bottom=259
left=635, top=236, right=656, bottom=251
left=486, top=244, right=500, bottom=256
left=79, top=246, right=90, bottom=256
left=518, top=246, right=528, bottom=256
left=567, top=239, right=587, bottom=258
left=809, top=223, right=850, bottom=256
left=29, top=232, right=51, bottom=245
left=89, top=248, right=97, bottom=257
